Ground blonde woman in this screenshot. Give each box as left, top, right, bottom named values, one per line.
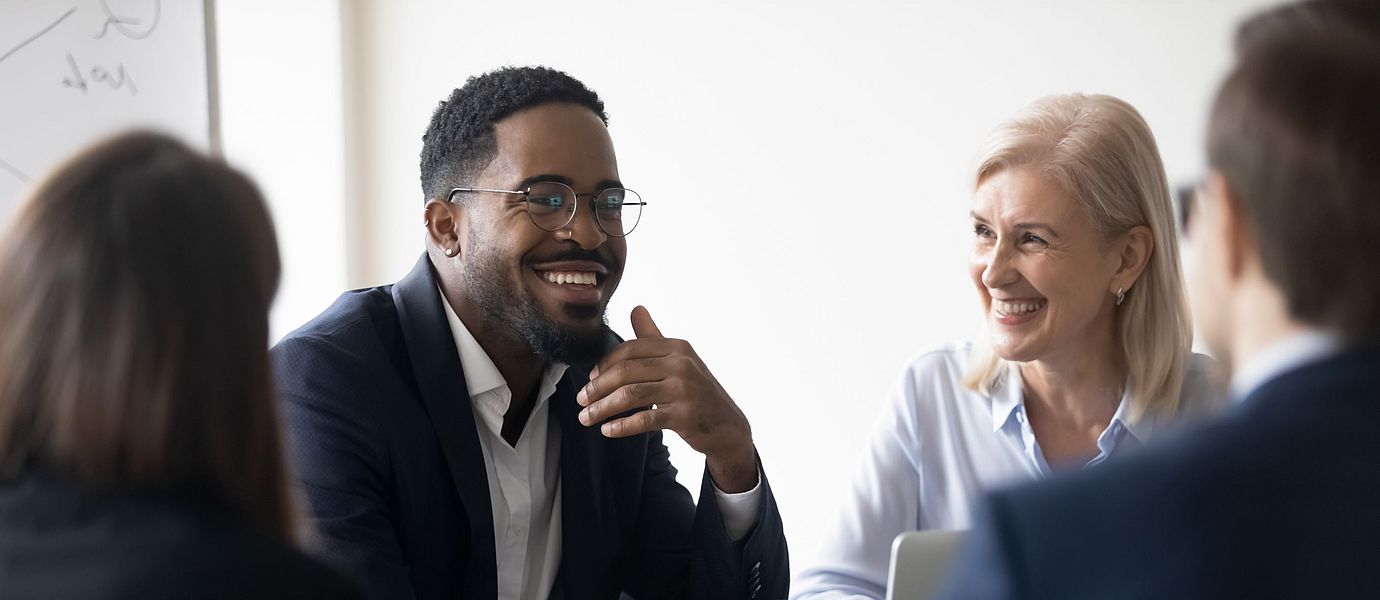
left=792, top=94, right=1218, bottom=599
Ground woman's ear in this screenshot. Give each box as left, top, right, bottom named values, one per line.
left=1112, top=224, right=1154, bottom=294
left=424, top=199, right=460, bottom=257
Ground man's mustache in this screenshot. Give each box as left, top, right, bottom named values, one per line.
left=525, top=248, right=617, bottom=272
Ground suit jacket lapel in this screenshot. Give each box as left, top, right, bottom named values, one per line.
left=553, top=369, right=620, bottom=597
left=391, top=254, right=497, bottom=598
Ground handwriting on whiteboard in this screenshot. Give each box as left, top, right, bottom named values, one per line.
left=0, top=0, right=161, bottom=97
left=63, top=52, right=138, bottom=95
left=0, top=0, right=164, bottom=184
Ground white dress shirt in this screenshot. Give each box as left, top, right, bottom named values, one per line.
left=1229, top=328, right=1341, bottom=402
left=439, top=291, right=763, bottom=600
left=791, top=342, right=1218, bottom=600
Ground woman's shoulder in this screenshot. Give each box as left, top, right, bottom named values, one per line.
left=898, top=341, right=975, bottom=383
left=1184, top=351, right=1218, bottom=376
left=1181, top=351, right=1225, bottom=400
left=1177, top=352, right=1226, bottom=415
left=888, top=341, right=991, bottom=418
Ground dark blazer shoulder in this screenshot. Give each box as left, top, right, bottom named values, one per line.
left=274, top=284, right=401, bottom=359
left=952, top=345, right=1380, bottom=600
left=0, top=476, right=362, bottom=600
left=271, top=284, right=410, bottom=405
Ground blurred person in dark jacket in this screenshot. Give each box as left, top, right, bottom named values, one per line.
left=0, top=132, right=360, bottom=600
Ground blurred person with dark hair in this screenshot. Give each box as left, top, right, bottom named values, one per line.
left=938, top=3, right=1380, bottom=598
left=1234, top=0, right=1380, bottom=53
left=0, top=132, right=360, bottom=599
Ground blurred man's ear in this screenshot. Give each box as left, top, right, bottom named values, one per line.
left=1204, top=170, right=1254, bottom=285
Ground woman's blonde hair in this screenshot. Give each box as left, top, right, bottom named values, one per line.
left=960, top=93, right=1192, bottom=421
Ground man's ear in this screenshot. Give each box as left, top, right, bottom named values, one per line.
left=1111, top=224, right=1154, bottom=296
left=424, top=199, right=460, bottom=257
left=1206, top=170, right=1252, bottom=282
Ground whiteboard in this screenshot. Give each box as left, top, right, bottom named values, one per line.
left=0, top=0, right=216, bottom=228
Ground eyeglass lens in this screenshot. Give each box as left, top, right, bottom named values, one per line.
left=1175, top=184, right=1196, bottom=233
left=524, top=181, right=643, bottom=236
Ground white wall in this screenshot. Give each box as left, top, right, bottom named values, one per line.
left=2, top=0, right=1286, bottom=575
left=341, top=0, right=1282, bottom=564
left=216, top=0, right=349, bottom=341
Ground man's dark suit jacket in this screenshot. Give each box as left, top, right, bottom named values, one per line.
left=272, top=255, right=788, bottom=600
left=0, top=472, right=360, bottom=600
left=938, top=345, right=1380, bottom=600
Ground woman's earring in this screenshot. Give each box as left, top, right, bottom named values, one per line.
left=445, top=247, right=455, bottom=257
left=1115, top=287, right=1126, bottom=306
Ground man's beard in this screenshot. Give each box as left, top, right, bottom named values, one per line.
left=460, top=235, right=617, bottom=368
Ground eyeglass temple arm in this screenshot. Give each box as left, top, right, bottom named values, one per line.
left=447, top=187, right=527, bottom=201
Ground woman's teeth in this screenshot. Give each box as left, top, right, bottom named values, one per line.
left=543, top=271, right=597, bottom=285
left=994, top=299, right=1047, bottom=316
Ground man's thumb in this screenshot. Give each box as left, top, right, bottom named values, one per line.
left=631, top=305, right=664, bottom=339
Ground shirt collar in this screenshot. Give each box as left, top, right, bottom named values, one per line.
left=1229, top=328, right=1342, bottom=403
left=1111, top=388, right=1152, bottom=443
left=990, top=364, right=1149, bottom=443
left=437, top=286, right=569, bottom=402
left=990, top=365, right=1024, bottom=432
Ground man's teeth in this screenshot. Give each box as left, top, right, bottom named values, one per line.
left=543, top=271, right=597, bottom=285
left=994, top=299, right=1047, bottom=316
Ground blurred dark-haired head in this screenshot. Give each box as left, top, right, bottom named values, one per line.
left=1236, top=0, right=1380, bottom=56
left=1207, top=1, right=1380, bottom=342
left=0, top=131, right=298, bottom=543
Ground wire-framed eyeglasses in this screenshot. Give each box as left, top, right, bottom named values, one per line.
left=1175, top=179, right=1203, bottom=235
left=448, top=181, right=645, bottom=237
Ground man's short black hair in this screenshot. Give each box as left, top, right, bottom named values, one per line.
left=419, top=66, right=608, bottom=202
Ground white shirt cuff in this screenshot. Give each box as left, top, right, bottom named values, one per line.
left=712, top=470, right=763, bottom=542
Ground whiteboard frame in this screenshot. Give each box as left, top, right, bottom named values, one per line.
left=203, top=0, right=221, bottom=155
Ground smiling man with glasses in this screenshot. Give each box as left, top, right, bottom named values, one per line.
left=273, top=66, right=787, bottom=600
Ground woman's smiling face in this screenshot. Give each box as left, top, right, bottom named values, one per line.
left=969, top=168, right=1124, bottom=363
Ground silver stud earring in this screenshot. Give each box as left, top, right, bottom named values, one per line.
left=445, top=247, right=455, bottom=257
left=1115, top=287, right=1126, bottom=306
